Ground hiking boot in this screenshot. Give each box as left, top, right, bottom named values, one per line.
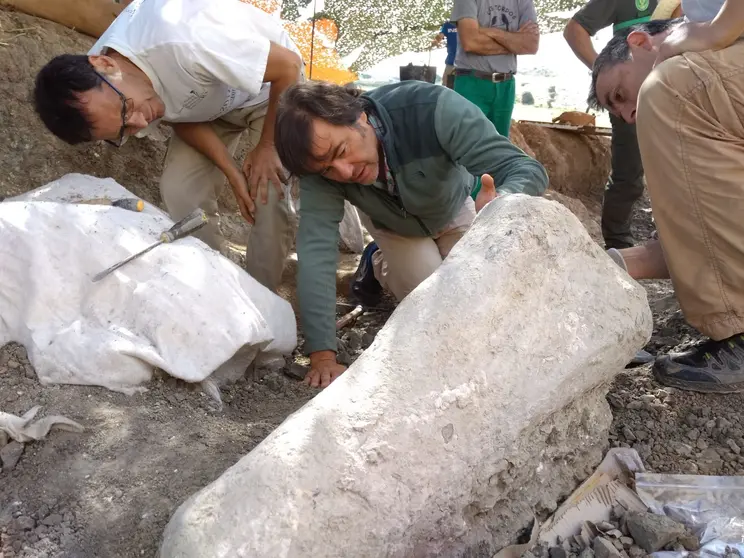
left=654, top=334, right=744, bottom=393
left=350, top=241, right=382, bottom=307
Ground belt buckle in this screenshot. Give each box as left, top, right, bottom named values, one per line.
left=491, top=72, right=501, bottom=83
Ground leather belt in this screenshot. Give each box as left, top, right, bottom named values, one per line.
left=454, top=69, right=514, bottom=83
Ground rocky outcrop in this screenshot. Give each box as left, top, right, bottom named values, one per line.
left=159, top=195, right=652, bottom=558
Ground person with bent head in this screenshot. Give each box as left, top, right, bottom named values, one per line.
left=33, top=0, right=303, bottom=292
left=590, top=0, right=744, bottom=393
left=274, top=80, right=548, bottom=389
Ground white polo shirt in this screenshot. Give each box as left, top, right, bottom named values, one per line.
left=89, top=0, right=302, bottom=124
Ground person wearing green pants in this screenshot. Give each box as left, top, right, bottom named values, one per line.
left=451, top=0, right=540, bottom=198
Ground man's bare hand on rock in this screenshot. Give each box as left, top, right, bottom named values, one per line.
left=243, top=142, right=286, bottom=205
left=306, top=351, right=346, bottom=389
left=475, top=173, right=499, bottom=213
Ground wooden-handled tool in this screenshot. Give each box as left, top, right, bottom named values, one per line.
left=336, top=305, right=364, bottom=330
left=91, top=209, right=208, bottom=282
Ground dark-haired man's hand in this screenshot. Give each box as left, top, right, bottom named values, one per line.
left=243, top=142, right=287, bottom=205
left=475, top=173, right=499, bottom=213
left=306, top=351, right=346, bottom=389
left=226, top=166, right=256, bottom=224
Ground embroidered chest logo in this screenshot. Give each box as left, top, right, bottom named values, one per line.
left=183, top=89, right=206, bottom=110
left=635, top=0, right=649, bottom=12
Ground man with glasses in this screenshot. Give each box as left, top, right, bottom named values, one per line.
left=33, top=0, right=303, bottom=292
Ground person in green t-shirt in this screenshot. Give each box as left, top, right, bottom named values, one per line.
left=564, top=0, right=660, bottom=250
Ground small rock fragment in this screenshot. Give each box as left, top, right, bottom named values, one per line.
left=678, top=531, right=700, bottom=551
left=345, top=331, right=362, bottom=352
left=697, top=438, right=709, bottom=450
left=549, top=547, right=567, bottom=558
left=672, top=442, right=693, bottom=457
left=727, top=439, right=741, bottom=454
left=686, top=428, right=700, bottom=441
left=337, top=351, right=353, bottom=366
left=579, top=549, right=594, bottom=558
left=0, top=431, right=8, bottom=449
left=285, top=363, right=309, bottom=381
left=361, top=332, right=376, bottom=349
left=622, top=427, right=636, bottom=442
left=640, top=395, right=656, bottom=404
left=620, top=537, right=634, bottom=549
left=594, top=537, right=623, bottom=558
left=41, top=514, right=62, bottom=527
left=626, top=511, right=686, bottom=553
left=0, top=442, right=24, bottom=471
left=611, top=505, right=626, bottom=522
left=262, top=373, right=283, bottom=393
left=7, top=360, right=19, bottom=369
left=597, top=521, right=616, bottom=532
left=699, top=448, right=723, bottom=473
left=15, top=517, right=34, bottom=531
left=607, top=395, right=623, bottom=409
left=628, top=546, right=645, bottom=558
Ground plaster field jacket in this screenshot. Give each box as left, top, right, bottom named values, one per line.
left=297, top=81, right=549, bottom=354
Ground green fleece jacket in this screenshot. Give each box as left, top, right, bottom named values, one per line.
left=297, top=81, right=548, bottom=354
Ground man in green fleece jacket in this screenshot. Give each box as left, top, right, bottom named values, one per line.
left=275, top=80, right=548, bottom=389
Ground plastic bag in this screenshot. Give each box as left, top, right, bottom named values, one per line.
left=636, top=474, right=744, bottom=557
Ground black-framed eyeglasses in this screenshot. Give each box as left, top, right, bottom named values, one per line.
left=96, top=72, right=133, bottom=148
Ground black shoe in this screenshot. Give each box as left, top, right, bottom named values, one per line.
left=350, top=241, right=382, bottom=307
left=654, top=334, right=744, bottom=393
left=626, top=349, right=654, bottom=368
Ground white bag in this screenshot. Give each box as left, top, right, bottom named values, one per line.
left=2, top=174, right=297, bottom=394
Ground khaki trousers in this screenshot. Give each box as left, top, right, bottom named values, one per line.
left=360, top=197, right=476, bottom=301
left=636, top=41, right=744, bottom=340
left=159, top=103, right=296, bottom=292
